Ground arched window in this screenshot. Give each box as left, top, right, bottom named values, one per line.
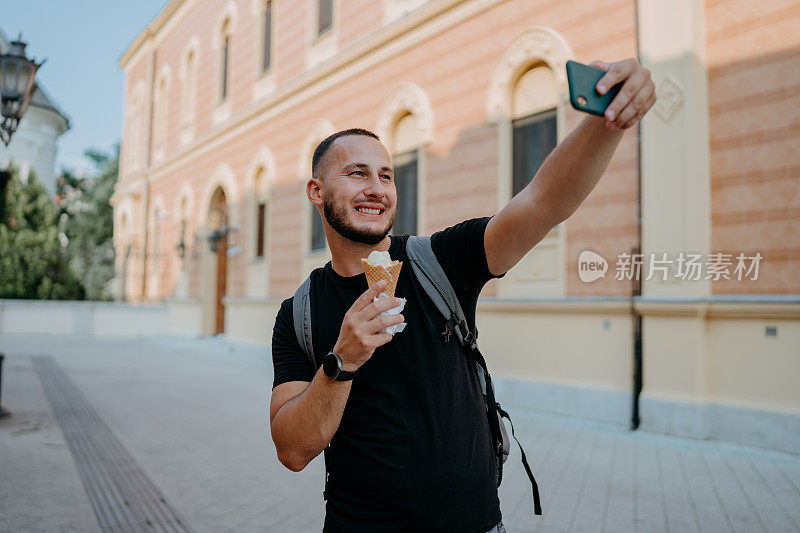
left=262, top=1, right=273, bottom=72
left=125, top=82, right=146, bottom=175
left=220, top=19, right=232, bottom=101
left=486, top=28, right=572, bottom=298
left=299, top=120, right=335, bottom=253
left=377, top=83, right=432, bottom=236
left=307, top=0, right=337, bottom=68
left=126, top=102, right=140, bottom=173
left=253, top=168, right=268, bottom=259
left=153, top=71, right=169, bottom=161
left=176, top=194, right=189, bottom=262
left=391, top=113, right=423, bottom=236
left=181, top=44, right=198, bottom=143
left=511, top=64, right=558, bottom=197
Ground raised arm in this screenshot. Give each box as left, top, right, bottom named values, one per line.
left=485, top=58, right=655, bottom=276
left=270, top=281, right=404, bottom=471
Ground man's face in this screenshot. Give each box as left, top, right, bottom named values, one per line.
left=316, top=135, right=397, bottom=245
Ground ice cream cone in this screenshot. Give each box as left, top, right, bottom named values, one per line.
left=361, top=259, right=403, bottom=297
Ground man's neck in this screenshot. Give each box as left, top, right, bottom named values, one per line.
left=326, top=230, right=391, bottom=277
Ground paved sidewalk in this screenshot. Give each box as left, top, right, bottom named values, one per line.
left=0, top=334, right=798, bottom=532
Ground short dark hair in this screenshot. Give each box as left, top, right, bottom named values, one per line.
left=311, top=128, right=380, bottom=179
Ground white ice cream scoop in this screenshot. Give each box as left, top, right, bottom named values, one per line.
left=366, top=250, right=392, bottom=268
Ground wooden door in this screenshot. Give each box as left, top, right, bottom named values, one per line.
left=215, top=231, right=227, bottom=335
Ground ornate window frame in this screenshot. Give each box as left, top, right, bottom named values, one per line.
left=213, top=1, right=239, bottom=124
left=153, top=64, right=171, bottom=162
left=382, top=0, right=428, bottom=25
left=376, top=82, right=433, bottom=235
left=179, top=37, right=201, bottom=145
left=299, top=119, right=335, bottom=274
left=306, top=0, right=339, bottom=69
left=252, top=0, right=276, bottom=100
left=487, top=27, right=573, bottom=298
left=244, top=147, right=276, bottom=296
left=124, top=81, right=146, bottom=177
left=246, top=147, right=277, bottom=262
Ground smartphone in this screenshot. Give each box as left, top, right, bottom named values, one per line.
left=565, top=60, right=621, bottom=117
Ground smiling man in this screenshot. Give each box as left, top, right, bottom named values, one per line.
left=269, top=59, right=655, bottom=532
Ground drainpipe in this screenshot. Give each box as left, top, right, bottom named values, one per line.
left=631, top=0, right=644, bottom=430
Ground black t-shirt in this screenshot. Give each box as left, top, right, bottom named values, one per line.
left=271, top=217, right=505, bottom=533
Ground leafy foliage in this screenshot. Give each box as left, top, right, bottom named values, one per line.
left=57, top=146, right=119, bottom=300
left=0, top=163, right=83, bottom=299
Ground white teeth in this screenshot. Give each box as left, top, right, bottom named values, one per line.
left=356, top=207, right=381, bottom=215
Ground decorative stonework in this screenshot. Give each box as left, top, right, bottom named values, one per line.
left=653, top=74, right=684, bottom=123
left=383, top=0, right=428, bottom=25
left=114, top=196, right=135, bottom=246
left=153, top=65, right=171, bottom=162
left=200, top=163, right=240, bottom=228
left=487, top=27, right=573, bottom=120
left=213, top=0, right=239, bottom=50
left=306, top=0, right=339, bottom=69
left=179, top=36, right=201, bottom=80
left=375, top=82, right=434, bottom=146
left=179, top=36, right=201, bottom=144
left=173, top=182, right=195, bottom=225
left=246, top=146, right=277, bottom=192
left=297, top=118, right=335, bottom=180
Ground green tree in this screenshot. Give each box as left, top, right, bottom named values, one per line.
left=58, top=146, right=119, bottom=300
left=0, top=163, right=83, bottom=299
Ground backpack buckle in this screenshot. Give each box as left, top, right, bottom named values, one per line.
left=442, top=315, right=459, bottom=342
left=456, top=320, right=478, bottom=350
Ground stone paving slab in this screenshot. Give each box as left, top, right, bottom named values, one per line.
left=0, top=334, right=799, bottom=532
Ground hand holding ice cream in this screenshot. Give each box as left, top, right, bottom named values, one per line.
left=361, top=251, right=406, bottom=335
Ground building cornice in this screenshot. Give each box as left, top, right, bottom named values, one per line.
left=119, top=0, right=186, bottom=67
left=124, top=0, right=505, bottom=187
left=478, top=297, right=800, bottom=319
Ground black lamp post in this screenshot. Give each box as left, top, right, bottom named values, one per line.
left=0, top=35, right=43, bottom=146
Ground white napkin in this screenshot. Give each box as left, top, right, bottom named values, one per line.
left=373, top=292, right=406, bottom=335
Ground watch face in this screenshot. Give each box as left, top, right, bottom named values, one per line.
left=323, top=353, right=339, bottom=378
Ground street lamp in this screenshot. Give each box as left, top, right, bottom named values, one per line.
left=0, top=35, right=44, bottom=146
left=207, top=226, right=228, bottom=253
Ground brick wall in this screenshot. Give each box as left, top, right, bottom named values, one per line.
left=706, top=0, right=800, bottom=294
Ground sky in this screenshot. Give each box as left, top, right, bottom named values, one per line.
left=2, top=0, right=169, bottom=173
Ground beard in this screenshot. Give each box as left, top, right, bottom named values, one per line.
left=322, top=193, right=395, bottom=245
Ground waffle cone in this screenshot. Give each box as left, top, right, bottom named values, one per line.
left=361, top=259, right=403, bottom=297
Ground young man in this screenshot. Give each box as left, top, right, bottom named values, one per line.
left=270, top=59, right=655, bottom=532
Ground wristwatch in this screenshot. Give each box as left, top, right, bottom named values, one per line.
left=323, top=351, right=356, bottom=381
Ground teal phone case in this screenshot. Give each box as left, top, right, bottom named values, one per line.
left=566, top=60, right=621, bottom=117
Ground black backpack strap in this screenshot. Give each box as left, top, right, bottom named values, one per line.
left=405, top=236, right=475, bottom=347
left=406, top=234, right=542, bottom=516
left=292, top=272, right=316, bottom=368
left=498, top=405, right=542, bottom=515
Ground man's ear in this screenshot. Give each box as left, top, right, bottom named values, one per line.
left=307, top=178, right=323, bottom=206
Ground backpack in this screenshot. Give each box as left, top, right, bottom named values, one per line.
left=291, top=235, right=542, bottom=516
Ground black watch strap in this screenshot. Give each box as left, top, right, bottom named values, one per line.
left=323, top=351, right=356, bottom=381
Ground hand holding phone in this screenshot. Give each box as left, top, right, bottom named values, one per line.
left=566, top=60, right=621, bottom=117
left=566, top=59, right=657, bottom=130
